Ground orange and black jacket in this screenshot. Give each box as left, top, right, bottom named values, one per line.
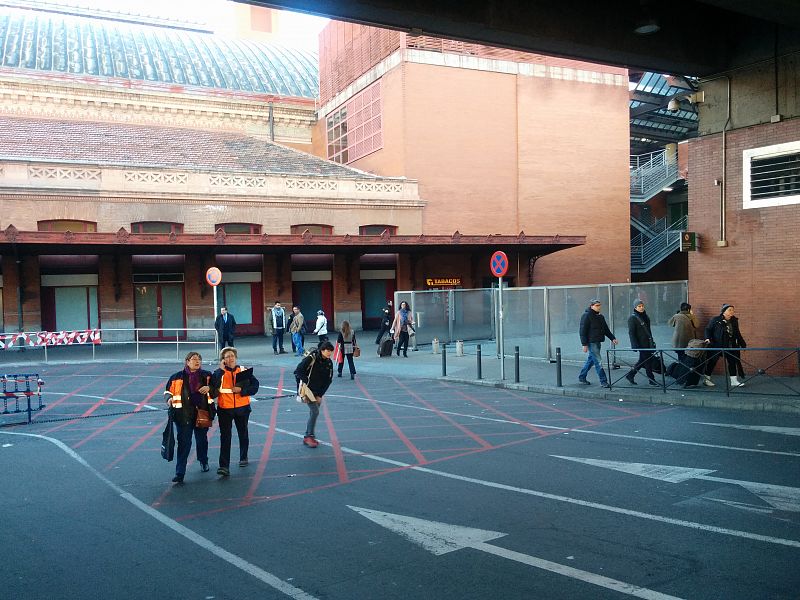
left=164, top=369, right=213, bottom=426
left=209, top=366, right=259, bottom=409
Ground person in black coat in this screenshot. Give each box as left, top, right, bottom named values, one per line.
left=578, top=299, right=618, bottom=386
left=625, top=299, right=658, bottom=385
left=374, top=300, right=393, bottom=344
left=294, top=341, right=334, bottom=448
left=214, top=306, right=236, bottom=350
left=163, top=351, right=213, bottom=483
left=704, top=303, right=747, bottom=387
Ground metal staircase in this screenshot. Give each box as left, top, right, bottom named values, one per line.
left=630, top=215, right=687, bottom=273
left=630, top=149, right=681, bottom=202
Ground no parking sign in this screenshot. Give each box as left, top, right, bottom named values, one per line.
left=490, top=251, right=508, bottom=278
left=489, top=251, right=508, bottom=380
left=206, top=267, right=222, bottom=286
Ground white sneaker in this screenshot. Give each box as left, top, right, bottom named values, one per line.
left=702, top=376, right=716, bottom=387
left=730, top=376, right=744, bottom=388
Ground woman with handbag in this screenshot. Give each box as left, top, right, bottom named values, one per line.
left=209, top=347, right=259, bottom=476
left=335, top=320, right=359, bottom=380
left=390, top=300, right=414, bottom=357
left=163, top=351, right=213, bottom=484
left=293, top=340, right=334, bottom=448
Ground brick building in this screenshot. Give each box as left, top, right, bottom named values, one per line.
left=0, top=4, right=587, bottom=340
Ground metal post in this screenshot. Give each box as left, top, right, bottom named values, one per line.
left=723, top=349, right=730, bottom=397
left=477, top=344, right=482, bottom=379
left=659, top=350, right=666, bottom=392
left=556, top=347, right=563, bottom=387
left=26, top=380, right=32, bottom=424
left=498, top=276, right=505, bottom=380
left=514, top=346, right=520, bottom=383
left=441, top=343, right=447, bottom=377
left=176, top=332, right=180, bottom=361
left=606, top=349, right=613, bottom=389
left=43, top=343, right=48, bottom=364
left=543, top=288, right=551, bottom=361
left=136, top=329, right=140, bottom=361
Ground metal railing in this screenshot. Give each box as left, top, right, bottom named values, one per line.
left=630, top=149, right=680, bottom=202
left=607, top=347, right=800, bottom=398
left=631, top=216, right=687, bottom=272
left=0, top=328, right=218, bottom=364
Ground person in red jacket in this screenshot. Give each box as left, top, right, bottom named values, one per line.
left=209, top=347, right=259, bottom=476
left=163, top=351, right=213, bottom=484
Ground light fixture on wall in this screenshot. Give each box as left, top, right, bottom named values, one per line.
left=633, top=0, right=660, bottom=35
left=667, top=91, right=705, bottom=112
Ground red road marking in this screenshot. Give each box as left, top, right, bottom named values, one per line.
left=104, top=420, right=165, bottom=471
left=242, top=370, right=284, bottom=504
left=447, top=387, right=553, bottom=436
left=392, top=376, right=493, bottom=449
left=73, top=381, right=164, bottom=449
left=354, top=379, right=427, bottom=464
left=321, top=399, right=349, bottom=483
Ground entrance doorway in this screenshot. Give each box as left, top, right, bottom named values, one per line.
left=361, top=279, right=395, bottom=329
left=134, top=282, right=185, bottom=339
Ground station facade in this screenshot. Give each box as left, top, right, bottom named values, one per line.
left=0, top=3, right=597, bottom=339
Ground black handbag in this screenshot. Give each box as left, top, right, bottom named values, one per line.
left=160, top=410, right=175, bottom=461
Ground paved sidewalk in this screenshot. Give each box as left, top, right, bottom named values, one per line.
left=2, top=334, right=799, bottom=414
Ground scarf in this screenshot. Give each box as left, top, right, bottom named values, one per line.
left=184, top=367, right=203, bottom=407
left=400, top=308, right=409, bottom=325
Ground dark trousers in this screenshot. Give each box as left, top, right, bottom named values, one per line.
left=174, top=420, right=208, bottom=476
left=396, top=331, right=409, bottom=356
left=305, top=401, right=320, bottom=437
left=705, top=349, right=745, bottom=378
left=272, top=329, right=285, bottom=352
left=628, top=349, right=655, bottom=381
left=375, top=324, right=390, bottom=344
left=338, top=353, right=356, bottom=375
left=218, top=334, right=234, bottom=350
left=217, top=405, right=251, bottom=468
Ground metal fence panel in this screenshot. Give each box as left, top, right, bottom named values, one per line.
left=396, top=281, right=688, bottom=361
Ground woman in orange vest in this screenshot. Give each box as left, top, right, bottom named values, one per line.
left=163, top=351, right=213, bottom=484
left=209, top=346, right=259, bottom=476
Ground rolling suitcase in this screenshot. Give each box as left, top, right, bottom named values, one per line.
left=378, top=336, right=394, bottom=357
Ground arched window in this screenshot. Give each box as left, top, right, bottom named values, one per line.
left=215, top=223, right=262, bottom=234
left=131, top=222, right=184, bottom=234
left=38, top=220, right=97, bottom=232
left=291, top=224, right=333, bottom=235
left=359, top=225, right=397, bottom=236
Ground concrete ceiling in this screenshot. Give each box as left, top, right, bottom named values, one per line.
left=251, top=0, right=800, bottom=76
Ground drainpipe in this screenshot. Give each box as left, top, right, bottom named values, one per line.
left=718, top=76, right=731, bottom=247
left=15, top=250, right=23, bottom=335
left=268, top=102, right=275, bottom=141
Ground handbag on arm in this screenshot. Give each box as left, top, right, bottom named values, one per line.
left=297, top=352, right=318, bottom=403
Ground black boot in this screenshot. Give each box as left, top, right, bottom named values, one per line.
left=625, top=372, right=637, bottom=385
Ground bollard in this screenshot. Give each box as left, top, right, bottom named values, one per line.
left=556, top=347, right=562, bottom=387
left=514, top=346, right=520, bottom=383
left=477, top=344, right=482, bottom=380
left=441, top=343, right=447, bottom=377
left=456, top=340, right=464, bottom=357
left=432, top=337, right=440, bottom=354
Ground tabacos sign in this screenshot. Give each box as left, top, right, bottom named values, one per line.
left=425, top=277, right=462, bottom=288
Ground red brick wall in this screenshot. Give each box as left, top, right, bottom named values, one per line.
left=98, top=255, right=134, bottom=330
left=688, top=118, right=800, bottom=368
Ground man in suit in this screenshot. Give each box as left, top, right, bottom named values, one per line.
left=215, top=306, right=236, bottom=350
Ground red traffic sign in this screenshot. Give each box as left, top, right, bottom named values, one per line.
left=205, top=267, right=222, bottom=286
left=490, top=251, right=509, bottom=277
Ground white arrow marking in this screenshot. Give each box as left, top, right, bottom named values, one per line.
left=349, top=506, right=685, bottom=600
left=694, top=422, right=800, bottom=437
left=552, top=456, right=800, bottom=512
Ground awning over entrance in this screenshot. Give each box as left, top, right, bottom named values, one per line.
left=0, top=226, right=585, bottom=256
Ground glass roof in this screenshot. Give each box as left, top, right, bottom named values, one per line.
left=629, top=72, right=698, bottom=154
left=0, top=6, right=319, bottom=98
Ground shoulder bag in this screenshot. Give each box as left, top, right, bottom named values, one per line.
left=297, top=353, right=319, bottom=403
left=161, top=410, right=175, bottom=461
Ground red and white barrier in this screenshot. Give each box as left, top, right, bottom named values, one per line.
left=0, top=329, right=101, bottom=349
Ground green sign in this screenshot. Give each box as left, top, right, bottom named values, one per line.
left=680, top=231, right=697, bottom=252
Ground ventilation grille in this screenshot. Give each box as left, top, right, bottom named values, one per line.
left=750, top=152, right=800, bottom=200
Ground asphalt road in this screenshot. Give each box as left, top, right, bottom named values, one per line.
left=2, top=362, right=799, bottom=599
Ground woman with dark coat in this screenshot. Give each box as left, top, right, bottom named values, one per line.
left=625, top=299, right=658, bottom=385
left=336, top=320, right=358, bottom=380
left=704, top=303, right=747, bottom=387
left=163, top=351, right=213, bottom=484
left=294, top=341, right=334, bottom=448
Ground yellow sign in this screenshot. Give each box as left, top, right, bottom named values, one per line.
left=425, top=277, right=462, bottom=288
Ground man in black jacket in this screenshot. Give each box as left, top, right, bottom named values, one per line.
left=625, top=299, right=657, bottom=385
left=374, top=300, right=393, bottom=344
left=578, top=299, right=618, bottom=387
left=214, top=307, right=236, bottom=350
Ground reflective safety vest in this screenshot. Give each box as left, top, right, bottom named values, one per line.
left=165, top=374, right=213, bottom=408
left=217, top=366, right=251, bottom=409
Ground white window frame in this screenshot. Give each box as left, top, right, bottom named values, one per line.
left=743, top=140, right=800, bottom=209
